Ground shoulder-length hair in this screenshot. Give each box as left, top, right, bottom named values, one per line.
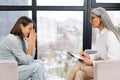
left=10, top=16, right=36, bottom=38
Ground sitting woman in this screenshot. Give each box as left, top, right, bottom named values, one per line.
left=66, top=7, right=120, bottom=80
left=0, top=16, right=46, bottom=80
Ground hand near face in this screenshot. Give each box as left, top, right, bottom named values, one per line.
left=26, top=29, right=36, bottom=48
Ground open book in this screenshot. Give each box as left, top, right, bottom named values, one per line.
left=67, top=52, right=84, bottom=61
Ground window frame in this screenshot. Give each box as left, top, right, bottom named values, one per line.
left=0, top=0, right=120, bottom=58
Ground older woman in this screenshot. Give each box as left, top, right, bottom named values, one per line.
left=0, top=16, right=46, bottom=80
left=67, top=7, right=120, bottom=80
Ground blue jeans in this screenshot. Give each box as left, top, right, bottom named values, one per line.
left=18, top=60, right=46, bottom=80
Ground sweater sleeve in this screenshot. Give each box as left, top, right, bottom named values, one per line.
left=24, top=39, right=36, bottom=59
left=7, top=35, right=33, bottom=65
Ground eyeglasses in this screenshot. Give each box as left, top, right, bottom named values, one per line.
left=90, top=16, right=101, bottom=21
left=90, top=16, right=98, bottom=20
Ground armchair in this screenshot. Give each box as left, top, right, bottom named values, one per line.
left=85, top=50, right=120, bottom=80
left=93, top=60, right=120, bottom=80
left=0, top=60, right=18, bottom=80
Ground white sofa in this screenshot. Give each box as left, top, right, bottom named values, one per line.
left=0, top=60, right=18, bottom=80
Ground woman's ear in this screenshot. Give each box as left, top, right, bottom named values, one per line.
left=20, top=24, right=24, bottom=30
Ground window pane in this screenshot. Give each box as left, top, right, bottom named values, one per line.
left=0, top=11, right=32, bottom=41
left=0, top=0, right=31, bottom=5
left=37, top=0, right=84, bottom=6
left=96, top=0, right=120, bottom=3
left=37, top=11, right=83, bottom=80
left=92, top=11, right=120, bottom=49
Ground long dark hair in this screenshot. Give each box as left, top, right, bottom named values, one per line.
left=10, top=16, right=36, bottom=38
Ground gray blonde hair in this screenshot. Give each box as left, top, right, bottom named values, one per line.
left=91, top=7, right=120, bottom=42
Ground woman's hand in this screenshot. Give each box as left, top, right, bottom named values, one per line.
left=26, top=29, right=36, bottom=48
left=26, top=29, right=36, bottom=55
left=80, top=52, right=90, bottom=59
left=80, top=52, right=93, bottom=66
left=83, top=58, right=93, bottom=66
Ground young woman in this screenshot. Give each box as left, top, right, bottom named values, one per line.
left=0, top=16, right=46, bottom=80
left=67, top=7, right=120, bottom=80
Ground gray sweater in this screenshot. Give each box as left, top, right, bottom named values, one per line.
left=0, top=34, right=35, bottom=65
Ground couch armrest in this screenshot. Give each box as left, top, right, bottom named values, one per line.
left=0, top=60, right=18, bottom=80
left=93, top=60, right=120, bottom=80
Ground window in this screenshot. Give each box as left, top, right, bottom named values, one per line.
left=0, top=0, right=31, bottom=5
left=96, top=0, right=120, bottom=3
left=37, top=11, right=83, bottom=79
left=0, top=11, right=32, bottom=41
left=37, top=0, right=84, bottom=6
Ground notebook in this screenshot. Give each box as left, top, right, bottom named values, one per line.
left=67, top=52, right=83, bottom=61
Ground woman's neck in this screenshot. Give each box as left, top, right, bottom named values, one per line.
left=98, top=24, right=104, bottom=31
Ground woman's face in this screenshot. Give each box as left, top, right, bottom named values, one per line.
left=20, top=23, right=34, bottom=38
left=90, top=13, right=101, bottom=28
